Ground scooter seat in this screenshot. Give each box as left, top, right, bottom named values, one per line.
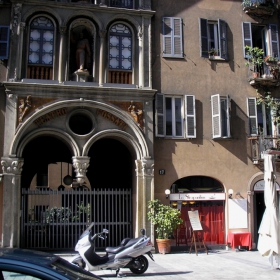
left=106, top=246, right=124, bottom=254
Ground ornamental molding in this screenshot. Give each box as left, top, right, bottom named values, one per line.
left=1, top=157, right=24, bottom=175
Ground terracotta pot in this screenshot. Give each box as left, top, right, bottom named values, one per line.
left=252, top=72, right=260, bottom=78
left=156, top=238, right=172, bottom=254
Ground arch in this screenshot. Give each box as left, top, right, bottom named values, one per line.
left=105, top=13, right=141, bottom=32
left=247, top=172, right=264, bottom=192
left=16, top=128, right=80, bottom=158
left=10, top=99, right=149, bottom=160
left=22, top=7, right=62, bottom=26
left=83, top=129, right=142, bottom=158
left=63, top=10, right=103, bottom=30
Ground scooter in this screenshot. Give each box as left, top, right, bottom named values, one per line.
left=70, top=222, right=154, bottom=277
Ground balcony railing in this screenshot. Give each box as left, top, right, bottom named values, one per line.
left=27, top=65, right=53, bottom=80
left=108, top=70, right=132, bottom=84
left=110, top=0, right=133, bottom=8
left=249, top=135, right=280, bottom=163
left=242, top=0, right=276, bottom=19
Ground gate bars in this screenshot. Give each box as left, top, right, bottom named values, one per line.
left=21, top=188, right=132, bottom=251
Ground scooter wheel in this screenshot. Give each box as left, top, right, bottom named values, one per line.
left=129, top=255, right=149, bottom=274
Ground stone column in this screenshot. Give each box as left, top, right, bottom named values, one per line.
left=247, top=190, right=255, bottom=249
left=135, top=157, right=154, bottom=241
left=138, top=26, right=143, bottom=88
left=1, top=157, right=24, bottom=247
left=98, top=30, right=107, bottom=86
left=58, top=26, right=67, bottom=83
left=72, top=156, right=90, bottom=185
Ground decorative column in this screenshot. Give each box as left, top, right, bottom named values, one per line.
left=138, top=26, right=143, bottom=88
left=247, top=190, right=255, bottom=249
left=1, top=157, right=24, bottom=247
left=58, top=26, right=67, bottom=83
left=72, top=156, right=90, bottom=185
left=135, top=157, right=154, bottom=241
left=98, top=30, right=107, bottom=86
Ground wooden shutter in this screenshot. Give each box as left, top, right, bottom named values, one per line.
left=269, top=24, right=279, bottom=58
left=199, top=18, right=208, bottom=58
left=211, top=94, right=221, bottom=138
left=247, top=98, right=258, bottom=135
left=242, top=22, right=252, bottom=58
left=218, top=19, right=228, bottom=60
left=226, top=95, right=231, bottom=137
left=185, top=95, right=196, bottom=138
left=155, top=93, right=165, bottom=137
left=162, top=17, right=183, bottom=58
left=0, top=26, right=9, bottom=59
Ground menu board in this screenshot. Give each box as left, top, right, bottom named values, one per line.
left=188, top=210, right=203, bottom=231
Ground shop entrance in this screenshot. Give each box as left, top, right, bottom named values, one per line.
left=20, top=136, right=133, bottom=251
left=254, top=192, right=265, bottom=242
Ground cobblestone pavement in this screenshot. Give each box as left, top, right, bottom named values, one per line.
left=60, top=249, right=280, bottom=279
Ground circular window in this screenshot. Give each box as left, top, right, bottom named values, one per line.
left=69, top=112, right=93, bottom=135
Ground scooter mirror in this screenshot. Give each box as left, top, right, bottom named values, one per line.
left=140, top=228, right=145, bottom=236
left=103, top=229, right=109, bottom=234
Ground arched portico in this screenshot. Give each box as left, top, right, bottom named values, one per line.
left=1, top=99, right=154, bottom=248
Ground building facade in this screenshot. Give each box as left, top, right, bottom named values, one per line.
left=0, top=0, right=155, bottom=249
left=152, top=0, right=280, bottom=249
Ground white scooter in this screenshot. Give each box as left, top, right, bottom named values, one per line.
left=70, top=223, right=154, bottom=277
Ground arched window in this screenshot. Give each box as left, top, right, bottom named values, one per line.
left=27, top=17, right=54, bottom=80
left=108, top=23, right=132, bottom=84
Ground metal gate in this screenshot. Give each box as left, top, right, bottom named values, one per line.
left=20, top=188, right=132, bottom=251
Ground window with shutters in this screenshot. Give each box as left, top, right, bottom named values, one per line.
left=0, top=26, right=10, bottom=59
left=247, top=97, right=279, bottom=136
left=162, top=17, right=183, bottom=58
left=242, top=22, right=279, bottom=58
left=155, top=93, right=196, bottom=138
left=211, top=94, right=231, bottom=139
left=199, top=18, right=228, bottom=60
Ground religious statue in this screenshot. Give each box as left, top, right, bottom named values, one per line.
left=71, top=29, right=91, bottom=71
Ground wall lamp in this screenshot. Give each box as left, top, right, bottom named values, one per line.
left=165, top=189, right=170, bottom=199
left=228, top=189, right=233, bottom=199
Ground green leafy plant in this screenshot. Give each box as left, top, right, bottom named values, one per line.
left=45, top=207, right=73, bottom=223
left=208, top=48, right=218, bottom=56
left=245, top=46, right=264, bottom=73
left=147, top=199, right=183, bottom=239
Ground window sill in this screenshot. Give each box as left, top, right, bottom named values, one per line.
left=213, top=136, right=233, bottom=140
left=208, top=56, right=227, bottom=61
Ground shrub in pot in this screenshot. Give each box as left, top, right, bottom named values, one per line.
left=147, top=199, right=183, bottom=254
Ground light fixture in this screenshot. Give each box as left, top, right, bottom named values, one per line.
left=165, top=189, right=170, bottom=199
left=228, top=189, right=233, bottom=199
left=182, top=201, right=188, bottom=206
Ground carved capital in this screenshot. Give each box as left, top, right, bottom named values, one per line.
left=136, top=158, right=154, bottom=177
left=99, top=29, right=107, bottom=39
left=11, top=3, right=22, bottom=36
left=1, top=157, right=24, bottom=175
left=72, top=156, right=90, bottom=185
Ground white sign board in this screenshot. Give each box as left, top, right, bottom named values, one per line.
left=188, top=210, right=203, bottom=231
left=170, top=192, right=225, bottom=201
left=228, top=199, right=248, bottom=229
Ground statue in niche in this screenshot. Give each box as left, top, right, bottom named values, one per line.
left=71, top=29, right=91, bottom=72
left=128, top=102, right=143, bottom=126
left=19, top=95, right=32, bottom=123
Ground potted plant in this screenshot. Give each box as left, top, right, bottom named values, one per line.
left=208, top=48, right=219, bottom=59
left=245, top=46, right=264, bottom=78
left=147, top=199, right=183, bottom=254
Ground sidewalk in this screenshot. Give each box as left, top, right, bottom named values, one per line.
left=60, top=249, right=280, bottom=279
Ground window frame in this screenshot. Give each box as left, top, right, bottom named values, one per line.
left=0, top=26, right=10, bottom=59
left=211, top=94, right=231, bottom=139
left=155, top=93, right=196, bottom=139
left=162, top=17, right=183, bottom=58
left=199, top=18, right=228, bottom=60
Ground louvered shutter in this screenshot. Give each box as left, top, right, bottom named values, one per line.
left=211, top=94, right=221, bottom=138
left=199, top=18, right=208, bottom=57
left=162, top=17, right=172, bottom=57
left=218, top=19, right=228, bottom=60
left=242, top=22, right=252, bottom=58
left=0, top=26, right=9, bottom=59
left=162, top=17, right=183, bottom=58
left=247, top=98, right=258, bottom=135
left=226, top=95, right=231, bottom=137
left=185, top=95, right=196, bottom=138
left=155, top=93, right=165, bottom=137
left=269, top=24, right=279, bottom=58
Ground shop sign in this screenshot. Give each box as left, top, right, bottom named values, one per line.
left=169, top=192, right=225, bottom=201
